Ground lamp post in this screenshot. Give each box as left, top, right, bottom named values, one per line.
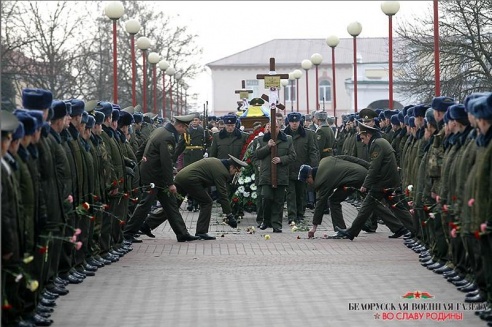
left=104, top=1, right=124, bottom=104
left=381, top=1, right=400, bottom=110
left=183, top=83, right=189, bottom=114
left=158, top=60, right=169, bottom=118
left=310, top=53, right=323, bottom=111
left=433, top=0, right=440, bottom=96
left=280, top=79, right=289, bottom=104
left=148, top=52, right=161, bottom=115
left=293, top=69, right=303, bottom=112
left=301, top=59, right=312, bottom=114
left=125, top=19, right=141, bottom=107
left=166, top=66, right=176, bottom=116
left=326, top=35, right=340, bottom=120
left=174, top=71, right=183, bottom=115
left=347, top=21, right=362, bottom=113
left=288, top=72, right=296, bottom=112
left=136, top=36, right=151, bottom=113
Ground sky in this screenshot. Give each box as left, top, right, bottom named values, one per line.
left=154, top=1, right=433, bottom=109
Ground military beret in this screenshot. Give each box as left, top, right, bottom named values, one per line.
left=358, top=122, right=378, bottom=134
left=12, top=121, right=25, bottom=141
left=133, top=113, right=143, bottom=124
left=413, top=104, right=430, bottom=118
left=298, top=164, right=312, bottom=182
left=287, top=112, right=301, bottom=122
left=249, top=98, right=265, bottom=106
left=448, top=104, right=467, bottom=121
left=95, top=101, right=113, bottom=119
left=431, top=96, right=455, bottom=112
left=1, top=110, right=20, bottom=133
left=359, top=108, right=378, bottom=122
left=27, top=110, right=44, bottom=129
left=51, top=100, right=69, bottom=120
left=425, top=108, right=438, bottom=128
left=111, top=109, right=120, bottom=122
left=408, top=116, right=416, bottom=128
left=398, top=111, right=405, bottom=124
left=86, top=115, right=95, bottom=129
left=93, top=111, right=105, bottom=125
left=81, top=111, right=89, bottom=125
left=390, top=115, right=400, bottom=126
left=22, top=88, right=53, bottom=110
left=118, top=111, right=134, bottom=126
left=14, top=112, right=37, bottom=135
left=174, top=114, right=196, bottom=125
left=223, top=115, right=237, bottom=125
left=469, top=94, right=492, bottom=120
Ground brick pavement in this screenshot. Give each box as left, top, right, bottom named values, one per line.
left=50, top=202, right=486, bottom=327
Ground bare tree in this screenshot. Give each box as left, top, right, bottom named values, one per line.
left=395, top=0, right=492, bottom=103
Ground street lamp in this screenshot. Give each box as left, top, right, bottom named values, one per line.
left=301, top=59, right=312, bottom=114
left=381, top=1, right=400, bottom=109
left=288, top=72, right=296, bottom=112
left=310, top=53, right=323, bottom=111
left=433, top=0, right=440, bottom=96
left=280, top=79, right=289, bottom=105
left=293, top=69, right=303, bottom=112
left=326, top=35, right=340, bottom=120
left=158, top=60, right=169, bottom=118
left=174, top=71, right=183, bottom=115
left=104, top=1, right=125, bottom=104
left=136, top=36, right=151, bottom=113
left=166, top=66, right=176, bottom=115
left=125, top=19, right=141, bottom=107
left=347, top=21, right=363, bottom=113
left=183, top=83, right=189, bottom=114
left=148, top=52, right=161, bottom=115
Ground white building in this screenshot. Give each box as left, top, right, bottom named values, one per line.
left=206, top=37, right=415, bottom=121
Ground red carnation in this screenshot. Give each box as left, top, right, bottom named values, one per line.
left=449, top=222, right=458, bottom=229
left=2, top=303, right=12, bottom=310
left=38, top=246, right=48, bottom=254
left=423, top=205, right=429, bottom=212
left=119, top=220, right=126, bottom=226
left=474, top=230, right=481, bottom=240
left=89, top=216, right=96, bottom=222
left=233, top=197, right=239, bottom=203
left=81, top=202, right=90, bottom=210
left=102, top=204, right=110, bottom=210
left=131, top=198, right=139, bottom=204
left=388, top=195, right=394, bottom=200
left=111, top=180, right=118, bottom=187
left=119, top=177, right=124, bottom=184
left=92, top=194, right=100, bottom=202
left=452, top=195, right=457, bottom=202
left=123, top=193, right=129, bottom=199
left=421, top=221, right=427, bottom=227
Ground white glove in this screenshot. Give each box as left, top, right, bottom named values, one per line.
left=203, top=152, right=209, bottom=158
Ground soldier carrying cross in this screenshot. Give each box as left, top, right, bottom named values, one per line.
left=252, top=58, right=296, bottom=233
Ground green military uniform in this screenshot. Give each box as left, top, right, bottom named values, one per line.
left=209, top=127, right=249, bottom=160
left=284, top=118, right=319, bottom=223
left=253, top=130, right=296, bottom=231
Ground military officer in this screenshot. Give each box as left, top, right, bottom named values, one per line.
left=332, top=123, right=415, bottom=240
left=209, top=114, right=249, bottom=159
left=123, top=114, right=200, bottom=243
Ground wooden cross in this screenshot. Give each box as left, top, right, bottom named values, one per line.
left=235, top=80, right=253, bottom=111
left=256, top=58, right=289, bottom=188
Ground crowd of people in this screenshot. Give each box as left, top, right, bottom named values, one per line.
left=2, top=88, right=492, bottom=326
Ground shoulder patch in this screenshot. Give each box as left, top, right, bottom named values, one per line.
left=371, top=151, right=379, bottom=159
left=168, top=143, right=174, bottom=152
left=316, top=135, right=321, bottom=140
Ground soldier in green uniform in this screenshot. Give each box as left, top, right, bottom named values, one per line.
left=284, top=112, right=319, bottom=224
left=209, top=115, right=249, bottom=160
left=332, top=123, right=415, bottom=240
left=123, top=114, right=200, bottom=243
left=1, top=110, right=25, bottom=327
left=171, top=155, right=247, bottom=240
left=175, top=115, right=212, bottom=211
left=253, top=123, right=296, bottom=233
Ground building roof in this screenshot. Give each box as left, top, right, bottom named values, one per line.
left=207, top=37, right=392, bottom=68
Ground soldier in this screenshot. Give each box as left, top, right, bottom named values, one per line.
left=176, top=114, right=212, bottom=211
left=331, top=123, right=415, bottom=240
left=253, top=122, right=296, bottom=233
left=209, top=114, right=249, bottom=159
left=284, top=112, right=319, bottom=224
left=170, top=155, right=246, bottom=240
left=123, top=114, right=200, bottom=243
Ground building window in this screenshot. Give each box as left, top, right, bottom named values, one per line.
left=283, top=81, right=296, bottom=102
left=245, top=80, right=260, bottom=99
left=319, top=80, right=331, bottom=103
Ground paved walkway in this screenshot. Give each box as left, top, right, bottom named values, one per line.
left=51, top=202, right=486, bottom=327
